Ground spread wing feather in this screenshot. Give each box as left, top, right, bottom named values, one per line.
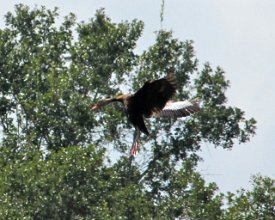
left=154, top=99, right=200, bottom=118
left=132, top=74, right=177, bottom=117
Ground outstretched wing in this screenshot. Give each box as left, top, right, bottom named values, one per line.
left=132, top=74, right=177, bottom=117
left=154, top=99, right=200, bottom=118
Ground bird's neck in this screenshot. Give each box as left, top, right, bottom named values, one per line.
left=115, top=94, right=131, bottom=103
left=98, top=97, right=117, bottom=107
left=98, top=95, right=131, bottom=108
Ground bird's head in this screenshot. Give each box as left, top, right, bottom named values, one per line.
left=91, top=103, right=100, bottom=111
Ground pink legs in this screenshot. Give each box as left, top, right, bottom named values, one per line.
left=130, top=128, right=141, bottom=156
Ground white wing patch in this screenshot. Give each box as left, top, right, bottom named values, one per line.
left=154, top=100, right=200, bottom=118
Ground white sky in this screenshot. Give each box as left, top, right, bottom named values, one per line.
left=1, top=0, right=274, bottom=193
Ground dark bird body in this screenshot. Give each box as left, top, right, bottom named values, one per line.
left=91, top=74, right=200, bottom=156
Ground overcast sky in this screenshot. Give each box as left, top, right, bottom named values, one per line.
left=1, top=0, right=274, bottom=193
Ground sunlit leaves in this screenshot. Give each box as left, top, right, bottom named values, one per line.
left=195, top=64, right=257, bottom=148
left=0, top=145, right=107, bottom=218
left=225, top=175, right=275, bottom=219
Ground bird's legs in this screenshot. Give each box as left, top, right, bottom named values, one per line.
left=130, top=128, right=141, bottom=156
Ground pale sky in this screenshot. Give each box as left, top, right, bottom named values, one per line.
left=1, top=0, right=274, bottom=193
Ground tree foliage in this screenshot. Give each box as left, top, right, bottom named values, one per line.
left=225, top=175, right=275, bottom=220
left=0, top=4, right=272, bottom=219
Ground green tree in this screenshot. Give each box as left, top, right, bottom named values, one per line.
left=0, top=4, right=270, bottom=220
left=225, top=175, right=275, bottom=220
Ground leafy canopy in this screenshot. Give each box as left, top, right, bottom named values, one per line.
left=0, top=4, right=269, bottom=220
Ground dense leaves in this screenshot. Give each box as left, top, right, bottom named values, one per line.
left=225, top=175, right=275, bottom=220
left=0, top=4, right=272, bottom=219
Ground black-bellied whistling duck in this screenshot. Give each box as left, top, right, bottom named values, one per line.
left=91, top=74, right=200, bottom=156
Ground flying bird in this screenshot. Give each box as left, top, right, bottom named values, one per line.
left=91, top=74, right=200, bottom=156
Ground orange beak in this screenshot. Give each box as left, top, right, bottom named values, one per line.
left=91, top=104, right=100, bottom=111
